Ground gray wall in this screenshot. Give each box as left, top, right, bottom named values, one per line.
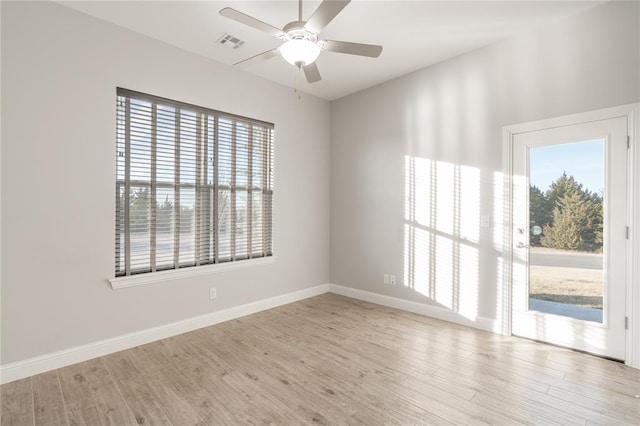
left=330, top=1, right=640, bottom=323
left=1, top=1, right=331, bottom=364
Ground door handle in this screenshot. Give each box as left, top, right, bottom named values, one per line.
left=516, top=242, right=530, bottom=249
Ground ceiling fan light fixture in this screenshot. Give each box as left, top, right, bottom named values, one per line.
left=280, top=39, right=321, bottom=67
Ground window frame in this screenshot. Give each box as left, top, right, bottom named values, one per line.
left=111, top=88, right=274, bottom=289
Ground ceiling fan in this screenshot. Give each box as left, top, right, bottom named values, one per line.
left=219, top=0, right=383, bottom=84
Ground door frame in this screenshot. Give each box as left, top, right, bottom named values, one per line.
left=501, top=103, right=640, bottom=369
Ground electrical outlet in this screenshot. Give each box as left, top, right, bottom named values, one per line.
left=480, top=215, right=491, bottom=228
left=390, top=275, right=396, bottom=285
left=384, top=274, right=390, bottom=284
left=209, top=287, right=217, bottom=299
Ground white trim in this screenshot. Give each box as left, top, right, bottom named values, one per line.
left=109, top=256, right=276, bottom=289
left=0, top=283, right=329, bottom=384
left=329, top=284, right=499, bottom=333
left=501, top=126, right=514, bottom=337
left=629, top=105, right=640, bottom=369
left=502, top=103, right=640, bottom=369
left=504, top=103, right=638, bottom=135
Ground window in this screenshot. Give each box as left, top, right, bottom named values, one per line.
left=115, top=88, right=273, bottom=277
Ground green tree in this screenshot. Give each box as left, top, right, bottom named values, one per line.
left=157, top=196, right=173, bottom=233
left=545, top=172, right=583, bottom=213
left=541, top=192, right=584, bottom=250
left=541, top=188, right=602, bottom=252
left=129, top=188, right=150, bottom=233
left=591, top=191, right=604, bottom=251
left=529, top=185, right=551, bottom=246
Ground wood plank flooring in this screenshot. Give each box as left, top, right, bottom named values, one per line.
left=2, top=293, right=639, bottom=425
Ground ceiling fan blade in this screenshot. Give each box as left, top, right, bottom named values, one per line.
left=303, top=62, right=322, bottom=83
left=322, top=40, right=383, bottom=58
left=219, top=7, right=284, bottom=38
left=234, top=48, right=280, bottom=69
left=305, top=0, right=350, bottom=34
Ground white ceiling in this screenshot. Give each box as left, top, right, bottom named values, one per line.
left=59, top=1, right=604, bottom=101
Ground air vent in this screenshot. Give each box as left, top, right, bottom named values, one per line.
left=217, top=33, right=245, bottom=49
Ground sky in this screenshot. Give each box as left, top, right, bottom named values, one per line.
left=529, top=139, right=604, bottom=194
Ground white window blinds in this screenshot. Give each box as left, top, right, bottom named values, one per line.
left=115, top=88, right=274, bottom=277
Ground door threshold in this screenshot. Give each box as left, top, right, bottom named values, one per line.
left=514, top=335, right=625, bottom=364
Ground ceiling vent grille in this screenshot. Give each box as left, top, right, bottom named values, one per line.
left=217, top=33, right=245, bottom=49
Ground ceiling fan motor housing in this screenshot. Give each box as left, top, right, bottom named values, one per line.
left=283, top=21, right=318, bottom=42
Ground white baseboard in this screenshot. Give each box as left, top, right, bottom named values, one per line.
left=1, top=282, right=503, bottom=385
left=0, top=284, right=330, bottom=384
left=329, top=284, right=499, bottom=333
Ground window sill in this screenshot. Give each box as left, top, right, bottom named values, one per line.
left=108, top=256, right=276, bottom=290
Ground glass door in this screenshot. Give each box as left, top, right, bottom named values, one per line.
left=511, top=117, right=628, bottom=360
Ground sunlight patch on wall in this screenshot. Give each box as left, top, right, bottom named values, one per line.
left=494, top=255, right=507, bottom=334
left=404, top=155, right=481, bottom=321
left=492, top=171, right=506, bottom=252
left=435, top=235, right=454, bottom=309
left=412, top=226, right=431, bottom=298
left=458, top=243, right=479, bottom=319
left=493, top=170, right=509, bottom=333
left=413, top=157, right=432, bottom=227
left=460, top=166, right=481, bottom=244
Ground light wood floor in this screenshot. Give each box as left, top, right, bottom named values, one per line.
left=2, top=293, right=639, bottom=425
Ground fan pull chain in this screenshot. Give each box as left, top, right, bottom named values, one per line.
left=293, top=66, right=302, bottom=101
